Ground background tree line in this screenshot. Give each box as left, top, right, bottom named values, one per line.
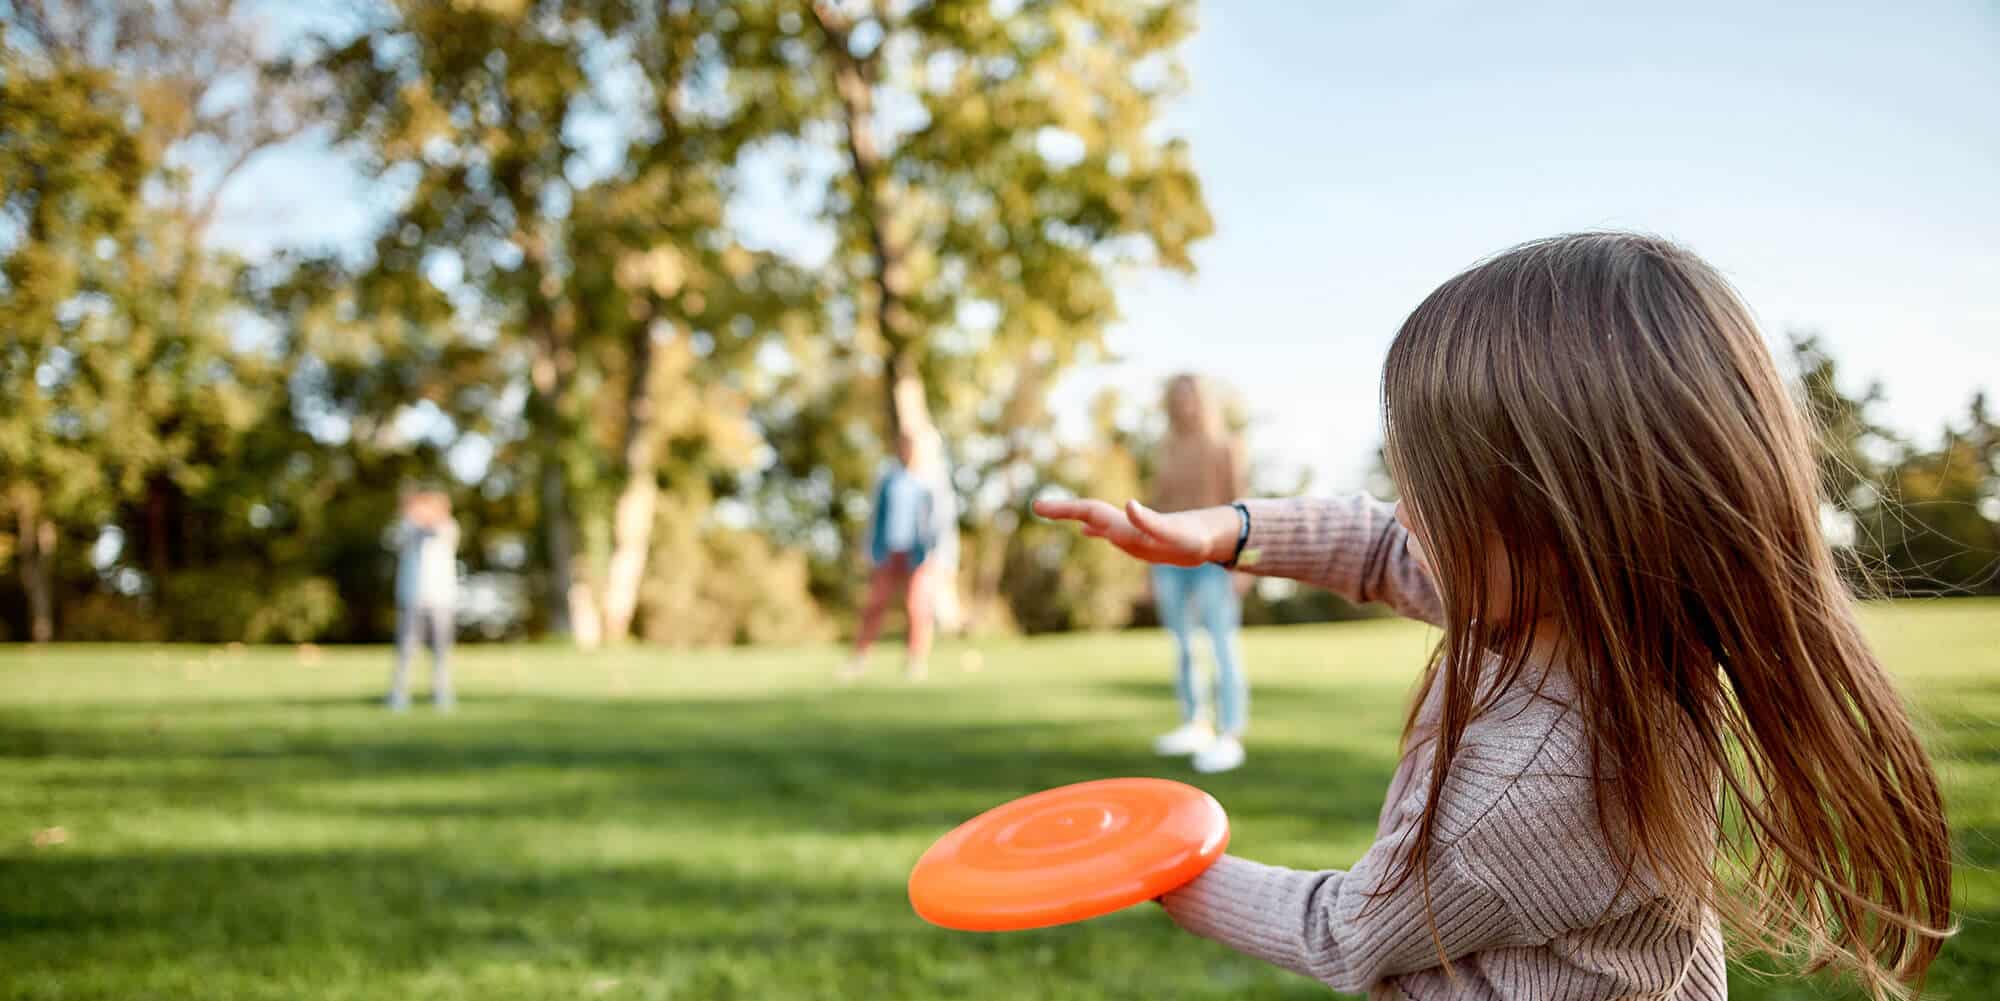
left=3, top=1, right=1993, bottom=646
left=1, top=0, right=1209, bottom=646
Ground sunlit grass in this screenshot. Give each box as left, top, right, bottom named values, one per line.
left=3, top=600, right=1995, bottom=999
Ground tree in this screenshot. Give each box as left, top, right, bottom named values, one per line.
left=2, top=1, right=326, bottom=642
left=729, top=0, right=1212, bottom=624
left=1862, top=393, right=2000, bottom=596
left=313, top=0, right=808, bottom=646
left=0, top=53, right=150, bottom=641
left=1786, top=333, right=1999, bottom=597
left=996, top=388, right=1147, bottom=632
left=1793, top=332, right=1900, bottom=512
left=797, top=0, right=1211, bottom=437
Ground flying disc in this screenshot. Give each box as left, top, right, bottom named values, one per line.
left=908, top=777, right=1229, bottom=932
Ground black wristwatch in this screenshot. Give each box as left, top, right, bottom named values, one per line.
left=1220, top=502, right=1252, bottom=568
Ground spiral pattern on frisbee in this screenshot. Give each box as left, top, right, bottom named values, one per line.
left=908, top=778, right=1229, bottom=931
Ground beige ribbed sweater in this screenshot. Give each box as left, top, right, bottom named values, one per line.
left=1151, top=433, right=1246, bottom=514
left=1161, top=494, right=1727, bottom=1000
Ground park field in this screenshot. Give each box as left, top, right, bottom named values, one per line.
left=3, top=600, right=1996, bottom=1000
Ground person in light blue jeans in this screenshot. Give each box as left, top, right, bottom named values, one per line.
left=1146, top=374, right=1252, bottom=772
left=1152, top=561, right=1248, bottom=744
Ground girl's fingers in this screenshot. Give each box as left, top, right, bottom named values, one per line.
left=1091, top=512, right=1154, bottom=553
left=1030, top=497, right=1079, bottom=521
left=1126, top=501, right=1208, bottom=561
left=1036, top=497, right=1143, bottom=546
left=1035, top=496, right=1181, bottom=563
left=1033, top=497, right=1119, bottom=528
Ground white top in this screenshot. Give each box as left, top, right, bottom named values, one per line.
left=394, top=518, right=459, bottom=608
left=880, top=468, right=925, bottom=553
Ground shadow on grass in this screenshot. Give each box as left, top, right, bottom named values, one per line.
left=7, top=684, right=1992, bottom=996
left=2, top=849, right=903, bottom=947
left=1086, top=679, right=1409, bottom=706
left=9, top=847, right=1995, bottom=1001
left=6, top=685, right=1995, bottom=1001
left=1, top=846, right=1356, bottom=1000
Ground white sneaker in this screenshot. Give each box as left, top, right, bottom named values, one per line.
left=1193, top=736, right=1246, bottom=774
left=904, top=660, right=929, bottom=682
left=1153, top=722, right=1214, bottom=756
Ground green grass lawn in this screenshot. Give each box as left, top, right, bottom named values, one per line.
left=3, top=600, right=1996, bottom=1000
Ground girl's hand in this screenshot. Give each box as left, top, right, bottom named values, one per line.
left=1031, top=498, right=1239, bottom=568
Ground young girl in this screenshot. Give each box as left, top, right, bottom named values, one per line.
left=1037, top=233, right=1951, bottom=1000
left=842, top=427, right=956, bottom=683
left=388, top=490, right=458, bottom=712
left=1149, top=374, right=1253, bottom=772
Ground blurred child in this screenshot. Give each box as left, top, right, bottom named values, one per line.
left=1148, top=374, right=1252, bottom=773
left=1038, top=233, right=1950, bottom=1000
left=388, top=490, right=458, bottom=712
left=841, top=428, right=955, bottom=683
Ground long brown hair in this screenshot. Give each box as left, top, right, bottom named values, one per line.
left=1163, top=372, right=1226, bottom=441
left=1380, top=233, right=1952, bottom=998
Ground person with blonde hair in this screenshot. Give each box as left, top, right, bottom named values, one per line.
left=1146, top=374, right=1252, bottom=773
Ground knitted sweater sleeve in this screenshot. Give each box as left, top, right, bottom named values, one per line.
left=1238, top=494, right=1443, bottom=626
left=1160, top=833, right=1527, bottom=993
left=1162, top=744, right=1651, bottom=995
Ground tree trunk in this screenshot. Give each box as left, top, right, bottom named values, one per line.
left=889, top=355, right=930, bottom=439
left=970, top=521, right=1010, bottom=628
left=15, top=489, right=56, bottom=643
left=145, top=476, right=172, bottom=585
left=565, top=561, right=604, bottom=650
left=599, top=324, right=665, bottom=644
left=539, top=461, right=584, bottom=641
left=815, top=3, right=927, bottom=442
left=968, top=362, right=1048, bottom=623
left=528, top=282, right=598, bottom=646
left=598, top=480, right=656, bottom=644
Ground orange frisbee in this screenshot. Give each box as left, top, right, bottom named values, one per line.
left=908, top=778, right=1229, bottom=932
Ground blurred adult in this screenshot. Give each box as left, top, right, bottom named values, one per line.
left=388, top=490, right=458, bottom=712
left=1147, top=374, right=1251, bottom=772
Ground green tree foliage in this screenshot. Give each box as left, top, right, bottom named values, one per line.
left=1766, top=335, right=1997, bottom=597
left=0, top=55, right=151, bottom=641
left=637, top=488, right=829, bottom=646
left=1859, top=393, right=2000, bottom=595
left=1794, top=332, right=1899, bottom=509
left=1, top=2, right=309, bottom=642
left=999, top=389, right=1148, bottom=632
left=307, top=0, right=816, bottom=646
left=17, top=2, right=1987, bottom=647
left=729, top=0, right=1213, bottom=628
left=9, top=0, right=1214, bottom=644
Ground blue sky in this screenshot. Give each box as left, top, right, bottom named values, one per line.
left=1059, top=1, right=2000, bottom=489
left=214, top=1, right=2000, bottom=492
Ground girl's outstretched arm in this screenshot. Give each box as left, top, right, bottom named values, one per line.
left=1034, top=493, right=1440, bottom=625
